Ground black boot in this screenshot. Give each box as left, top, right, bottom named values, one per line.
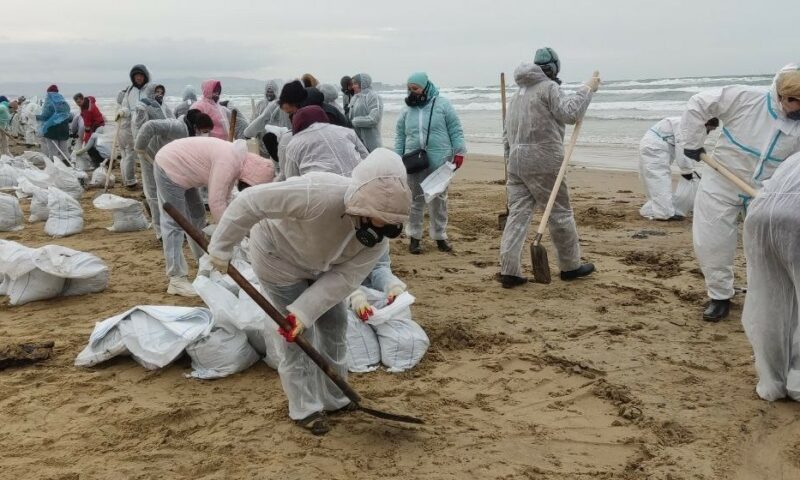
left=560, top=263, right=595, bottom=281
left=409, top=238, right=422, bottom=255
left=703, top=299, right=730, bottom=322
left=498, top=274, right=528, bottom=289
left=436, top=240, right=452, bottom=252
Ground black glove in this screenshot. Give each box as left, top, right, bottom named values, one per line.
left=684, top=147, right=706, bottom=162
left=681, top=173, right=694, bottom=181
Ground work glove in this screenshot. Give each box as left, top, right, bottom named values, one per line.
left=386, top=284, right=406, bottom=304
left=684, top=147, right=705, bottom=162
left=116, top=108, right=129, bottom=120
left=279, top=313, right=306, bottom=343
left=585, top=75, right=602, bottom=93
left=681, top=173, right=694, bottom=181
left=208, top=254, right=229, bottom=274
left=349, top=290, right=374, bottom=321
left=453, top=154, right=465, bottom=170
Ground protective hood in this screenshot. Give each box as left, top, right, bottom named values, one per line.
left=240, top=152, right=275, bottom=186
left=291, top=105, right=329, bottom=134
left=407, top=72, right=440, bottom=100
left=353, top=73, right=373, bottom=91
left=534, top=47, right=561, bottom=76
left=129, top=64, right=151, bottom=86
left=266, top=79, right=283, bottom=97
left=182, top=85, right=198, bottom=103
left=770, top=63, right=800, bottom=136
left=344, top=148, right=411, bottom=225
left=142, top=83, right=158, bottom=101
left=319, top=83, right=339, bottom=103
left=201, top=80, right=222, bottom=101
left=514, top=62, right=551, bottom=88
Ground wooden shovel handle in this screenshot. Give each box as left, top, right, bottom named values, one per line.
left=228, top=108, right=238, bottom=142
left=700, top=153, right=758, bottom=197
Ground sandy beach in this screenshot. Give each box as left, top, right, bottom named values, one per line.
left=1, top=138, right=798, bottom=480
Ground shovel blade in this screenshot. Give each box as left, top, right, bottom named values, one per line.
left=531, top=243, right=551, bottom=284
left=359, top=404, right=425, bottom=424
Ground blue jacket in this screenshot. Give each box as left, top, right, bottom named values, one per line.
left=36, top=92, right=72, bottom=137
left=395, top=90, right=466, bottom=170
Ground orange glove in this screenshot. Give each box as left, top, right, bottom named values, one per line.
left=278, top=313, right=306, bottom=342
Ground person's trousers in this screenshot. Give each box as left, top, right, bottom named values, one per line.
left=119, top=141, right=138, bottom=186
left=87, top=146, right=105, bottom=169
left=0, top=130, right=9, bottom=155
left=638, top=140, right=676, bottom=220
left=155, top=165, right=206, bottom=278
left=407, top=166, right=448, bottom=241
left=500, top=168, right=582, bottom=276
left=139, top=154, right=161, bottom=239
left=263, top=280, right=350, bottom=420
left=43, top=138, right=70, bottom=165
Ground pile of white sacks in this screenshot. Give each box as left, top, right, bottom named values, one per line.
left=0, top=240, right=109, bottom=305
left=76, top=245, right=428, bottom=379
left=0, top=153, right=146, bottom=236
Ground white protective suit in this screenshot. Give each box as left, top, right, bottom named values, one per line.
left=254, top=79, right=283, bottom=119
left=639, top=117, right=701, bottom=219
left=742, top=152, right=800, bottom=401
left=173, top=85, right=197, bottom=119
left=500, top=62, right=593, bottom=276
left=681, top=64, right=800, bottom=301
left=348, top=73, right=384, bottom=152
left=116, top=64, right=151, bottom=186
left=281, top=123, right=368, bottom=180
left=207, top=148, right=411, bottom=420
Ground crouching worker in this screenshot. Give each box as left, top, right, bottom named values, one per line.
left=206, top=148, right=412, bottom=435
left=742, top=152, right=800, bottom=402
left=155, top=137, right=274, bottom=296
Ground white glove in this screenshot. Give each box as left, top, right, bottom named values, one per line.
left=209, top=254, right=229, bottom=274
left=387, top=284, right=407, bottom=304
left=585, top=75, right=601, bottom=93
left=348, top=290, right=374, bottom=321
left=116, top=108, right=129, bottom=119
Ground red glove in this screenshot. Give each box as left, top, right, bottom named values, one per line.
left=278, top=313, right=305, bottom=343
left=453, top=154, right=464, bottom=170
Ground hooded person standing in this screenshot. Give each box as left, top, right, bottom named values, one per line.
left=281, top=105, right=368, bottom=180
left=395, top=72, right=466, bottom=254
left=254, top=79, right=283, bottom=118
left=347, top=73, right=383, bottom=152
left=498, top=50, right=601, bottom=289
left=0, top=96, right=11, bottom=155
left=36, top=85, right=72, bottom=164
left=206, top=148, right=411, bottom=435
left=116, top=64, right=151, bottom=189
left=191, top=79, right=230, bottom=140
left=639, top=116, right=718, bottom=220
left=741, top=151, right=800, bottom=402
left=154, top=137, right=274, bottom=296
left=79, top=95, right=105, bottom=144
left=174, top=85, right=198, bottom=119
left=681, top=63, right=800, bottom=321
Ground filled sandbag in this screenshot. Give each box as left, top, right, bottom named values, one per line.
left=89, top=166, right=115, bottom=188
left=186, top=323, right=260, bottom=379
left=18, top=167, right=52, bottom=190
left=364, top=289, right=429, bottom=372
left=44, top=187, right=83, bottom=237
left=0, top=193, right=24, bottom=231
left=345, top=311, right=381, bottom=372
left=17, top=177, right=49, bottom=222
left=92, top=193, right=149, bottom=232
left=75, top=306, right=214, bottom=369
left=0, top=241, right=64, bottom=306
left=32, top=245, right=109, bottom=297
left=0, top=164, right=21, bottom=188
left=43, top=156, right=83, bottom=199
left=20, top=151, right=48, bottom=169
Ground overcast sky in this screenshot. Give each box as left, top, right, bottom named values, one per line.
left=2, top=0, right=797, bottom=87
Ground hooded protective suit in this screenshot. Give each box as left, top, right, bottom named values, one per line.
left=207, top=148, right=411, bottom=420
left=254, top=79, right=283, bottom=118
left=0, top=98, right=10, bottom=155
left=742, top=152, right=800, bottom=401
left=639, top=117, right=700, bottom=219
left=500, top=62, right=593, bottom=276
left=191, top=80, right=230, bottom=140
left=681, top=64, right=800, bottom=301
left=348, top=73, right=383, bottom=151
left=116, top=64, right=151, bottom=186
left=282, top=122, right=368, bottom=181
left=174, top=85, right=198, bottom=119
left=396, top=74, right=466, bottom=241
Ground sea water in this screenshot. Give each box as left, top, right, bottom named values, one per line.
left=89, top=74, right=773, bottom=171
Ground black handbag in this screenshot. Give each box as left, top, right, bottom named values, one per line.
left=402, top=98, right=437, bottom=174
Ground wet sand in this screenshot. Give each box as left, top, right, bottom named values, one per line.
left=1, top=139, right=798, bottom=479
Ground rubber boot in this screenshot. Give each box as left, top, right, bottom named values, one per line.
left=436, top=240, right=452, bottom=252
left=703, top=299, right=730, bottom=322
left=560, top=263, right=595, bottom=281
left=409, top=238, right=422, bottom=255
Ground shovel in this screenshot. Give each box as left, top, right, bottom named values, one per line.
left=228, top=108, right=238, bottom=142
left=699, top=153, right=757, bottom=197
left=531, top=71, right=598, bottom=284
left=498, top=72, right=510, bottom=231
left=162, top=203, right=424, bottom=425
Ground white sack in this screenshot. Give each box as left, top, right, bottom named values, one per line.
left=0, top=193, right=24, bottom=231
left=45, top=187, right=83, bottom=237
left=420, top=162, right=456, bottom=203
left=186, top=323, right=260, bottom=379
left=92, top=193, right=149, bottom=232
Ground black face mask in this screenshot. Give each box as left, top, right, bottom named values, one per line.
left=355, top=221, right=403, bottom=247
left=405, top=92, right=428, bottom=107
left=788, top=110, right=800, bottom=121
left=266, top=91, right=276, bottom=101
left=155, top=95, right=164, bottom=105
